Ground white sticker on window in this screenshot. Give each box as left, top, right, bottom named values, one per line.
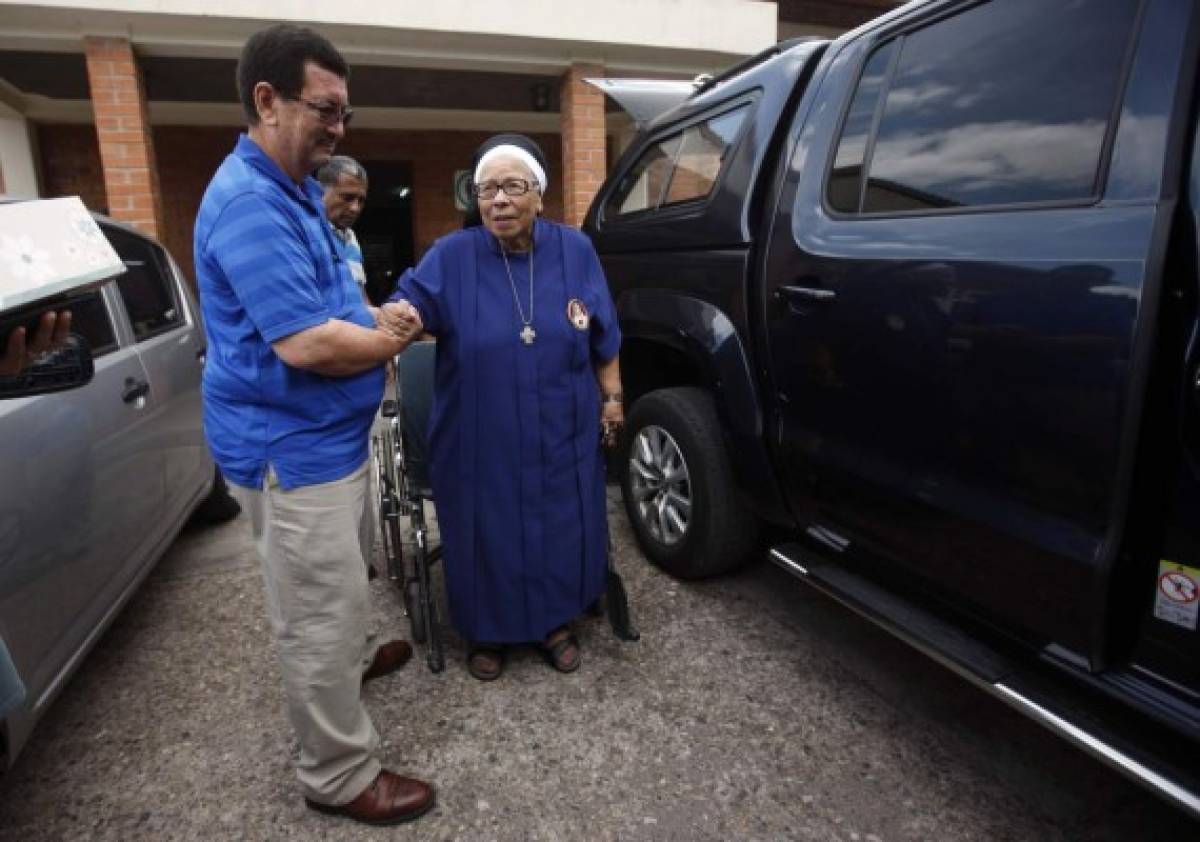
left=1153, top=561, right=1199, bottom=631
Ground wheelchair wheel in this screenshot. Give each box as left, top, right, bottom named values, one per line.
left=372, top=438, right=405, bottom=583
left=405, top=578, right=428, bottom=643
left=425, top=593, right=444, bottom=673
left=409, top=504, right=444, bottom=673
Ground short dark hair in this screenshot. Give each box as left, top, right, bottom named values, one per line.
left=317, top=155, right=367, bottom=187
left=236, top=24, right=349, bottom=126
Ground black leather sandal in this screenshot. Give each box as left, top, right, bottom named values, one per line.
left=466, top=645, right=505, bottom=681
left=540, top=628, right=581, bottom=673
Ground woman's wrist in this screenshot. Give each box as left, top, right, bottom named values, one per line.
left=602, top=391, right=623, bottom=405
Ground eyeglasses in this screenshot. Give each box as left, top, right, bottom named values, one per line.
left=472, top=178, right=538, bottom=199
left=293, top=97, right=354, bottom=127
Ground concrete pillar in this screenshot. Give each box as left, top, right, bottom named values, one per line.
left=559, top=62, right=607, bottom=228
left=0, top=114, right=39, bottom=198
left=83, top=37, right=165, bottom=238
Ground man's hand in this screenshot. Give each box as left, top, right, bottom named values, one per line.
left=377, top=300, right=424, bottom=344
left=0, top=310, right=72, bottom=378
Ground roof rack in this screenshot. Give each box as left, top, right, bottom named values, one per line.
left=690, top=37, right=815, bottom=97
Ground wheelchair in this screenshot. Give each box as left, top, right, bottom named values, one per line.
left=371, top=340, right=445, bottom=673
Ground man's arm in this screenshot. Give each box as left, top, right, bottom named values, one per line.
left=273, top=303, right=423, bottom=377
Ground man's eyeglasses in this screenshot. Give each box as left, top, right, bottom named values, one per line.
left=472, top=178, right=539, bottom=200
left=293, top=97, right=354, bottom=127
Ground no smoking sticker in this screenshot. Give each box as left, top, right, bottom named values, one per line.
left=1153, top=561, right=1199, bottom=631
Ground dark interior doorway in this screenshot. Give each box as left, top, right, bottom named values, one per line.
left=354, top=160, right=415, bottom=304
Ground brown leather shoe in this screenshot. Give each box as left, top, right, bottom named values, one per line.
left=362, top=640, right=413, bottom=684
left=306, top=770, right=435, bottom=826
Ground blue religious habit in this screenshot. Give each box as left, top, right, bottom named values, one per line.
left=392, top=218, right=621, bottom=643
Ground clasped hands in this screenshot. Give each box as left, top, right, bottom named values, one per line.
left=375, top=300, right=424, bottom=345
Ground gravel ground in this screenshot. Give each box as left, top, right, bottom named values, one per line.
left=0, top=489, right=1197, bottom=841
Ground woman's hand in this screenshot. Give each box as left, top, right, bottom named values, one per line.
left=377, top=300, right=424, bottom=345
left=600, top=397, right=624, bottom=450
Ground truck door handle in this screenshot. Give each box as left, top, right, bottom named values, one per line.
left=775, top=285, right=837, bottom=307
left=122, top=377, right=150, bottom=403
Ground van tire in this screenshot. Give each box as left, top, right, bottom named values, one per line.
left=190, top=468, right=241, bottom=525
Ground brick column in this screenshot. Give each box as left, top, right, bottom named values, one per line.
left=559, top=63, right=606, bottom=228
left=84, top=37, right=165, bottom=238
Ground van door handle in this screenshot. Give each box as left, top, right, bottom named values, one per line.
left=122, top=377, right=150, bottom=403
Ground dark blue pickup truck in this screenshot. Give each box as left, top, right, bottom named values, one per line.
left=584, top=0, right=1200, bottom=817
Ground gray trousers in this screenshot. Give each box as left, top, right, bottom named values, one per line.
left=233, top=459, right=382, bottom=805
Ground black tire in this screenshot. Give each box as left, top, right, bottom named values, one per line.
left=190, top=467, right=241, bottom=526
left=620, top=387, right=759, bottom=579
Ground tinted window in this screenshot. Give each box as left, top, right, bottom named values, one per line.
left=68, top=290, right=118, bottom=357
left=610, top=134, right=682, bottom=216
left=664, top=109, right=748, bottom=205
left=850, top=0, right=1140, bottom=214
left=606, top=104, right=749, bottom=218
left=827, top=42, right=896, bottom=214
left=106, top=228, right=182, bottom=341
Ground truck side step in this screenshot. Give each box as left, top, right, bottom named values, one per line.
left=769, top=542, right=1200, bottom=819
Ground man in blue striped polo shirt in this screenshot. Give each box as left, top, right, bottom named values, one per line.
left=193, top=24, right=432, bottom=826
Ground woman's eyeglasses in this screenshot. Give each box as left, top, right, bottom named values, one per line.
left=294, top=97, right=354, bottom=127
left=473, top=178, right=538, bottom=200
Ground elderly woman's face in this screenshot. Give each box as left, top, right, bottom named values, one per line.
left=476, top=156, right=543, bottom=250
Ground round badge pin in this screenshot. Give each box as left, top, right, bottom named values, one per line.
left=567, top=298, right=590, bottom=331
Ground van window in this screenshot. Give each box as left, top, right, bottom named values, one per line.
left=607, top=104, right=750, bottom=218
left=829, top=0, right=1141, bottom=214
left=68, top=290, right=118, bottom=357
left=106, top=228, right=183, bottom=342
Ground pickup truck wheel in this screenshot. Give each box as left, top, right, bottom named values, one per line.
left=621, top=387, right=758, bottom=579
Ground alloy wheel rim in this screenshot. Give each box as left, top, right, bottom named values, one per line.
left=628, top=424, right=692, bottom=546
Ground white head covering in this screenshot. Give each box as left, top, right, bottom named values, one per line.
left=474, top=144, right=548, bottom=193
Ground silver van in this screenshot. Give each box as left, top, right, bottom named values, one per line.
left=0, top=212, right=237, bottom=769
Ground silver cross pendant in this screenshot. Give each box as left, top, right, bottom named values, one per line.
left=520, top=325, right=537, bottom=345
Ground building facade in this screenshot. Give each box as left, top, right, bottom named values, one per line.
left=0, top=0, right=897, bottom=289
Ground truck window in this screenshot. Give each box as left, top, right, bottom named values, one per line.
left=611, top=134, right=683, bottom=216
left=606, top=104, right=750, bottom=218
left=827, top=42, right=897, bottom=214
left=829, top=0, right=1141, bottom=215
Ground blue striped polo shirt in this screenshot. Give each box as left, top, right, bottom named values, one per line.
left=194, top=134, right=384, bottom=491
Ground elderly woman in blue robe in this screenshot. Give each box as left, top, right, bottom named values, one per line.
left=383, top=135, right=623, bottom=680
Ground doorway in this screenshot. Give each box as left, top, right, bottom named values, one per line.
left=354, top=160, right=415, bottom=304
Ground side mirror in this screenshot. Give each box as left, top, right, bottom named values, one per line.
left=0, top=320, right=95, bottom=400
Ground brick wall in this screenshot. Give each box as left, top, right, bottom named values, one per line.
left=154, top=126, right=241, bottom=281
left=36, top=123, right=564, bottom=284
left=36, top=124, right=107, bottom=213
